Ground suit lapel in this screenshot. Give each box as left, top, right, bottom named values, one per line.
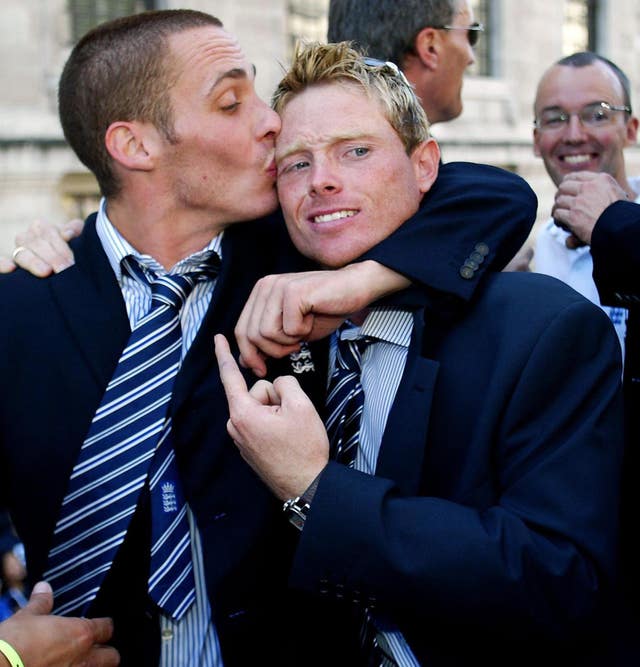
left=49, top=214, right=130, bottom=389
left=375, top=311, right=439, bottom=496
left=171, top=220, right=281, bottom=416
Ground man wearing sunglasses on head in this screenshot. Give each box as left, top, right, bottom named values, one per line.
left=328, top=0, right=483, bottom=125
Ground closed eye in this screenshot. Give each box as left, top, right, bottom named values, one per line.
left=220, top=101, right=241, bottom=112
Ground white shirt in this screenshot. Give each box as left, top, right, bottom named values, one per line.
left=534, top=175, right=640, bottom=358
left=96, top=199, right=224, bottom=666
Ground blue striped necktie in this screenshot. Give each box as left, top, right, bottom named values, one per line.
left=325, top=328, right=400, bottom=666
left=45, top=254, right=219, bottom=620
left=325, top=327, right=371, bottom=466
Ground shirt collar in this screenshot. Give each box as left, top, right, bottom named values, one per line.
left=95, top=198, right=223, bottom=284
left=340, top=308, right=413, bottom=349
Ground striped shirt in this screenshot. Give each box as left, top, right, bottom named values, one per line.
left=331, top=309, right=420, bottom=667
left=96, top=200, right=224, bottom=666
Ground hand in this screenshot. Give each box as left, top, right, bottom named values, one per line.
left=0, top=581, right=119, bottom=667
left=2, top=219, right=84, bottom=277
left=552, top=172, right=628, bottom=247
left=1, top=551, right=26, bottom=589
left=235, top=260, right=410, bottom=377
left=214, top=334, right=329, bottom=500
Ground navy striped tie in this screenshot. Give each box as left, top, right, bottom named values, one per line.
left=325, top=328, right=370, bottom=466
left=45, top=254, right=219, bottom=619
left=326, top=329, right=399, bottom=666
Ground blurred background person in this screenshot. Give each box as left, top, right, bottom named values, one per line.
left=532, top=52, right=639, bottom=355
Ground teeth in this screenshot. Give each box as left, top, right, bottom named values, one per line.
left=313, top=210, right=357, bottom=223
left=563, top=154, right=591, bottom=165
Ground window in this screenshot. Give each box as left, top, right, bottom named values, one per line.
left=470, top=0, right=493, bottom=76
left=286, top=0, right=328, bottom=59
left=58, top=173, right=101, bottom=222
left=69, top=0, right=155, bottom=43
left=563, top=0, right=599, bottom=54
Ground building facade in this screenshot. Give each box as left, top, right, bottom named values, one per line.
left=1, top=0, right=639, bottom=254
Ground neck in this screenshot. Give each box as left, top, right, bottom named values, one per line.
left=105, top=197, right=229, bottom=270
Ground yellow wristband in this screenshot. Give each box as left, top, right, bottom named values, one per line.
left=0, top=640, right=24, bottom=667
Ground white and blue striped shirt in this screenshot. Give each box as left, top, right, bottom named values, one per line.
left=96, top=199, right=224, bottom=666
left=331, top=309, right=420, bottom=667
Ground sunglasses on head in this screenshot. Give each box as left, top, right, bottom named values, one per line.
left=433, top=22, right=484, bottom=47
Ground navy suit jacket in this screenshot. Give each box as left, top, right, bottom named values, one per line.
left=0, top=162, right=538, bottom=665
left=591, top=200, right=640, bottom=639
left=290, top=272, right=625, bottom=666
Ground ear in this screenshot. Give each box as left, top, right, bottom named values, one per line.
left=411, top=138, right=440, bottom=193
left=105, top=121, right=157, bottom=172
left=624, top=115, right=639, bottom=146
left=413, top=26, right=441, bottom=71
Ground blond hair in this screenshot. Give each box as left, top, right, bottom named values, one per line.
left=272, top=41, right=430, bottom=154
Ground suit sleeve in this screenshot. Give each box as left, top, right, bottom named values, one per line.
left=360, top=162, right=537, bottom=302
left=288, top=298, right=623, bottom=638
left=591, top=200, right=640, bottom=306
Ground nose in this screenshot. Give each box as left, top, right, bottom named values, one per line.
left=564, top=113, right=588, bottom=142
left=257, top=99, right=281, bottom=139
left=467, top=42, right=476, bottom=66
left=309, top=161, right=341, bottom=196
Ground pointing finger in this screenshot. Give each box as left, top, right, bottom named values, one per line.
left=214, top=334, right=249, bottom=401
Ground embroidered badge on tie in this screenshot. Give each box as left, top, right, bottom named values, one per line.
left=290, top=342, right=315, bottom=374
left=161, top=482, right=178, bottom=513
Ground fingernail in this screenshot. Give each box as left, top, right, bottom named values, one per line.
left=32, top=581, right=52, bottom=594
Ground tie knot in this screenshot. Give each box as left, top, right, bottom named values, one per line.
left=334, top=332, right=371, bottom=375
left=123, top=254, right=220, bottom=311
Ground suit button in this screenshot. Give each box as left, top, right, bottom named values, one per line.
left=463, top=259, right=480, bottom=270
left=319, top=578, right=330, bottom=595
left=474, top=242, right=490, bottom=256
left=459, top=265, right=475, bottom=280
left=335, top=583, right=345, bottom=600
left=469, top=251, right=485, bottom=264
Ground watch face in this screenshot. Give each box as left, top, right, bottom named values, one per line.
left=284, top=498, right=309, bottom=531
left=289, top=512, right=306, bottom=531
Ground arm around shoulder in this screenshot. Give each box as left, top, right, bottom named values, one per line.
left=361, top=162, right=537, bottom=301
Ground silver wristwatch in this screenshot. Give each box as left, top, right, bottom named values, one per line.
left=281, top=471, right=323, bottom=531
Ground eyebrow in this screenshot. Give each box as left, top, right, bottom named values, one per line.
left=208, top=64, right=256, bottom=95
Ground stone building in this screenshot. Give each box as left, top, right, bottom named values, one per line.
left=1, top=0, right=639, bottom=255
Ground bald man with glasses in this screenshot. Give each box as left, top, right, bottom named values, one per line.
left=532, top=52, right=639, bottom=356
left=532, top=51, right=640, bottom=662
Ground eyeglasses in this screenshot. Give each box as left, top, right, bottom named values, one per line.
left=433, top=22, right=484, bottom=47
left=534, top=101, right=632, bottom=131
left=362, top=57, right=411, bottom=87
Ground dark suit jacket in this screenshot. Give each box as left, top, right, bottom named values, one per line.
left=290, top=272, right=625, bottom=666
left=591, top=200, right=640, bottom=645
left=0, top=162, right=537, bottom=665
